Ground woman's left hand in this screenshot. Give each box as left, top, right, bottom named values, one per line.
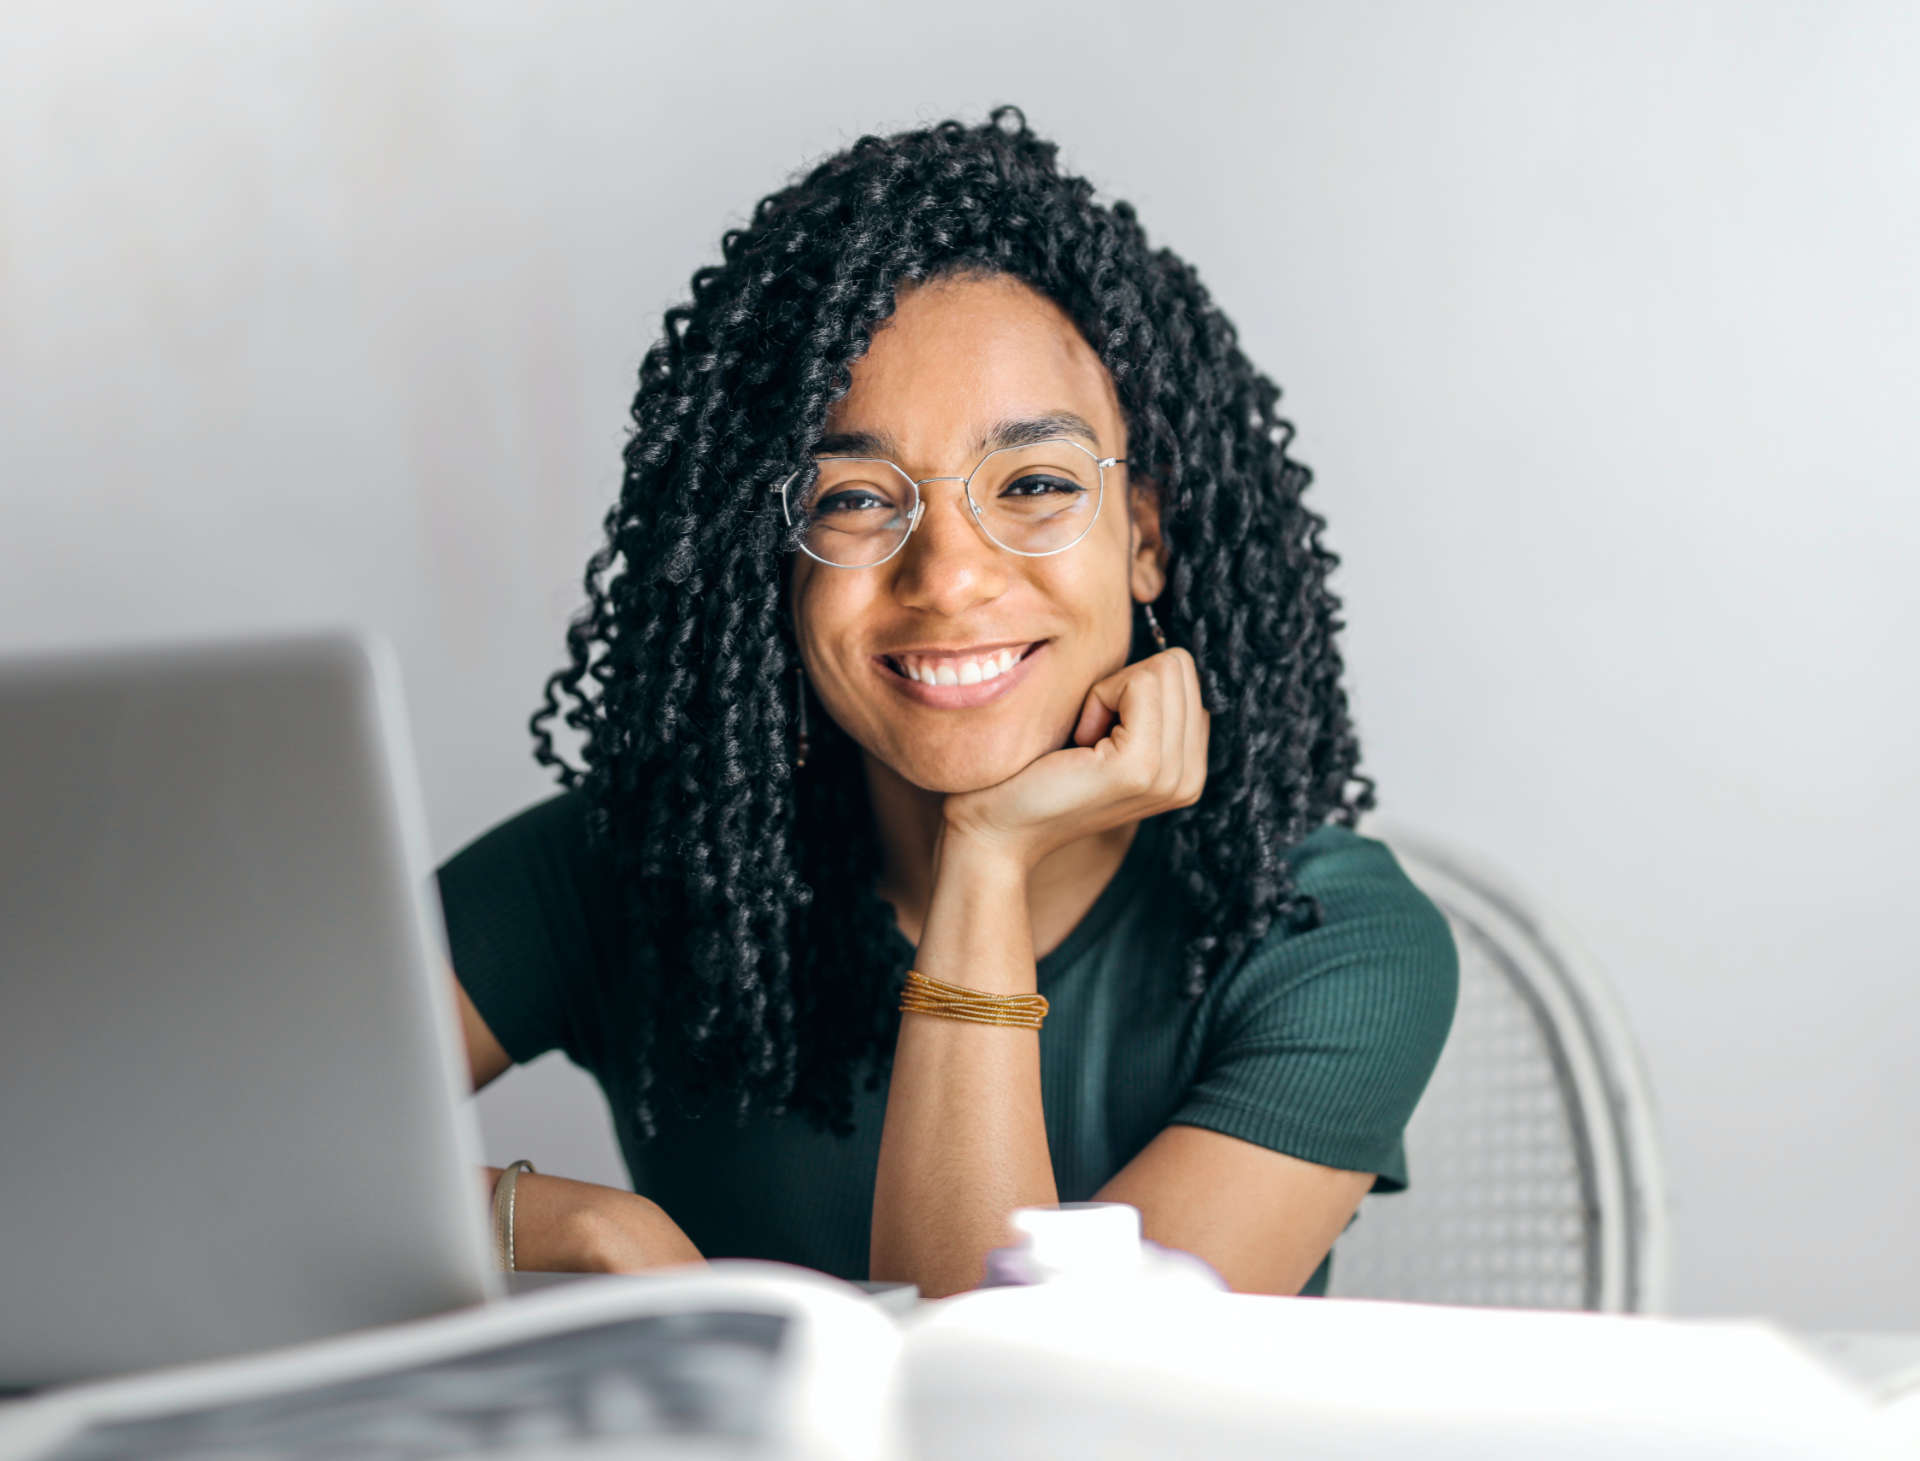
left=942, top=647, right=1209, bottom=873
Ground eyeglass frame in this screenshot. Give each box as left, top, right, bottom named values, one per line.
left=774, top=435, right=1127, bottom=569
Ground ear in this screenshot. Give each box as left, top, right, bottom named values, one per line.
left=1126, top=478, right=1169, bottom=604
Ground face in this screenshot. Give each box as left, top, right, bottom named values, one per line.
left=788, top=272, right=1166, bottom=795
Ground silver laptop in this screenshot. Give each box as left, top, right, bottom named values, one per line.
left=0, top=630, right=503, bottom=1390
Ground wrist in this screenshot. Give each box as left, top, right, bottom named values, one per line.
left=576, top=1191, right=703, bottom=1273
left=936, top=817, right=1041, bottom=884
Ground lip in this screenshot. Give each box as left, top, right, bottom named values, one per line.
left=874, top=640, right=1047, bottom=710
left=879, top=638, right=1036, bottom=658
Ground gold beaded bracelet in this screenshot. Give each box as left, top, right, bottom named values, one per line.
left=899, top=968, right=1049, bottom=1030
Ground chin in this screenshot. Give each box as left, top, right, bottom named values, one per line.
left=889, top=736, right=1055, bottom=796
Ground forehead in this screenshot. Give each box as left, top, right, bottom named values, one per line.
left=821, top=273, right=1123, bottom=463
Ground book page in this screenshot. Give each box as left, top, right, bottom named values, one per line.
left=0, top=1264, right=904, bottom=1461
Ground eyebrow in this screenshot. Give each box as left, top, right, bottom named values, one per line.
left=812, top=411, right=1105, bottom=461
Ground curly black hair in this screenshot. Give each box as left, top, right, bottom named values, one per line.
left=529, top=106, right=1376, bottom=1141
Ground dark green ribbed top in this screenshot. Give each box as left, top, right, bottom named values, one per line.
left=436, top=792, right=1458, bottom=1296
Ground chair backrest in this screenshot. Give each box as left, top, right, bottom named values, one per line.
left=1325, top=821, right=1670, bottom=1312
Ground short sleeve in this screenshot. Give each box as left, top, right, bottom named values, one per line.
left=433, top=790, right=621, bottom=1071
left=1169, top=824, right=1459, bottom=1194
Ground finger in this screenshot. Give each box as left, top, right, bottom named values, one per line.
left=1071, top=658, right=1140, bottom=748
left=1088, top=662, right=1162, bottom=792
left=1070, top=687, right=1118, bottom=748
left=1180, top=656, right=1211, bottom=804
left=1156, top=653, right=1187, bottom=799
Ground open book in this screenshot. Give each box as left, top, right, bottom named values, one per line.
left=903, top=1283, right=1906, bottom=1460
left=0, top=1261, right=1908, bottom=1460
left=0, top=1263, right=904, bottom=1461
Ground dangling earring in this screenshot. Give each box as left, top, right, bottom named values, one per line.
left=1142, top=601, right=1169, bottom=653
left=793, top=662, right=811, bottom=770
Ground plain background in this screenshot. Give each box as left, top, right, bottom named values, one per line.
left=3, top=1, right=1914, bottom=1329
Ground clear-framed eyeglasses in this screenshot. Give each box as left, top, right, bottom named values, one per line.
left=775, top=436, right=1125, bottom=568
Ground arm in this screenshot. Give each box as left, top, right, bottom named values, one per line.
left=868, top=836, right=1056, bottom=1297
left=473, top=1164, right=704, bottom=1273
left=870, top=648, right=1208, bottom=1297
left=1095, top=1125, right=1375, bottom=1295
left=1099, top=833, right=1460, bottom=1294
left=456, top=976, right=704, bottom=1273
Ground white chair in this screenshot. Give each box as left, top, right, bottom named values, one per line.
left=1325, top=820, right=1671, bottom=1313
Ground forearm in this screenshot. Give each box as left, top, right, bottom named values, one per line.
left=869, top=835, right=1058, bottom=1297
left=480, top=1167, right=704, bottom=1273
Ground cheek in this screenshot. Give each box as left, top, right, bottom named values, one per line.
left=791, top=579, right=874, bottom=716
left=785, top=559, right=813, bottom=639
left=1043, top=562, right=1134, bottom=658
left=789, top=565, right=834, bottom=664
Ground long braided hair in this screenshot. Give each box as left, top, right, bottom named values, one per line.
left=530, top=107, right=1376, bottom=1140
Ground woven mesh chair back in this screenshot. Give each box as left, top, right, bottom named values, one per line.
left=1325, top=825, right=1669, bottom=1313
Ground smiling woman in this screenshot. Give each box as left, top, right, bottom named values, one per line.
left=435, top=108, right=1459, bottom=1299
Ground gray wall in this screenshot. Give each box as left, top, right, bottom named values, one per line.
left=5, top=1, right=1914, bottom=1329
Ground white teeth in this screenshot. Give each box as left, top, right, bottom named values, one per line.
left=896, top=645, right=1029, bottom=688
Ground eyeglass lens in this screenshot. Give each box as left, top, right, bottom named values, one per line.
left=785, top=439, right=1104, bottom=567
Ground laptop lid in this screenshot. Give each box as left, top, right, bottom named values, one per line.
left=0, top=630, right=502, bottom=1389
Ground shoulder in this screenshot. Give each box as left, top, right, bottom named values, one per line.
left=441, top=787, right=600, bottom=871
left=437, top=788, right=625, bottom=912
left=435, top=789, right=623, bottom=1068
left=1208, top=820, right=1460, bottom=1036
left=1170, top=820, right=1460, bottom=1192
left=437, top=786, right=625, bottom=957
left=1284, top=819, right=1455, bottom=955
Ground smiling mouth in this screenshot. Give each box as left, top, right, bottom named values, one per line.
left=880, top=640, right=1046, bottom=688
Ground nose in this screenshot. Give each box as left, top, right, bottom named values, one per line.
left=887, top=479, right=1009, bottom=617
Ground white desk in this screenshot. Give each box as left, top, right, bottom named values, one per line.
left=1795, top=1330, right=1920, bottom=1402
left=6, top=1287, right=1916, bottom=1460
left=902, top=1290, right=1916, bottom=1460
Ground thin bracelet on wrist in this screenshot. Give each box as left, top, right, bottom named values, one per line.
left=899, top=968, right=1048, bottom=1030
left=491, top=1159, right=536, bottom=1272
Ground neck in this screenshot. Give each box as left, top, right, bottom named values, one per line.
left=863, top=755, right=1140, bottom=959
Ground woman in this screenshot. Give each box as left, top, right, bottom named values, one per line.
left=439, top=108, right=1458, bottom=1299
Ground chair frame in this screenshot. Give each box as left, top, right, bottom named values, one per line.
left=1356, top=817, right=1673, bottom=1314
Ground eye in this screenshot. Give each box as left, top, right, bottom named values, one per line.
left=999, top=473, right=1085, bottom=498
left=813, top=488, right=894, bottom=516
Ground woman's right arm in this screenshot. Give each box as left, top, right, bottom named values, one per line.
left=455, top=977, right=704, bottom=1272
